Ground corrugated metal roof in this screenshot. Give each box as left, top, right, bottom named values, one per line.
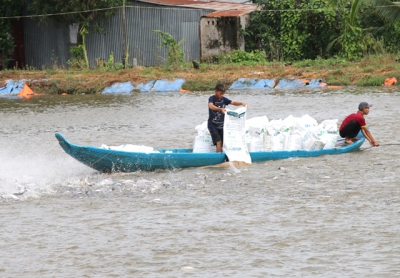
left=213, top=0, right=253, bottom=3
left=135, top=0, right=259, bottom=12
left=204, top=9, right=252, bottom=17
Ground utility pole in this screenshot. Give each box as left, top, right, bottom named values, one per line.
left=122, top=0, right=127, bottom=68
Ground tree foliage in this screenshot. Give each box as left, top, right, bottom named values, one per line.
left=246, top=0, right=400, bottom=61
left=245, top=0, right=339, bottom=61
left=327, top=0, right=400, bottom=59
left=0, top=0, right=25, bottom=66
left=28, top=0, right=122, bottom=26
left=363, top=0, right=400, bottom=53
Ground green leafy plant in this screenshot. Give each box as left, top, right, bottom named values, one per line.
left=205, top=50, right=267, bottom=65
left=152, top=30, right=185, bottom=69
left=356, top=74, right=385, bottom=86
left=67, top=45, right=86, bottom=69
left=106, top=52, right=115, bottom=68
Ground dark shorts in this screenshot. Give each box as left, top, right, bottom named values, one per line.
left=208, top=127, right=223, bottom=145
left=340, top=120, right=361, bottom=138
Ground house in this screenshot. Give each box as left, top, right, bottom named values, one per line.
left=21, top=0, right=259, bottom=69
left=200, top=9, right=254, bottom=59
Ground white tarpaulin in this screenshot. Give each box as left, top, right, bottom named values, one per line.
left=69, top=23, right=79, bottom=44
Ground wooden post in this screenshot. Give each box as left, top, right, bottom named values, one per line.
left=122, top=0, right=127, bottom=68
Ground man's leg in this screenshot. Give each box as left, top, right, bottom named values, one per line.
left=340, top=120, right=360, bottom=144
left=216, top=140, right=222, bottom=152
left=344, top=137, right=353, bottom=144
left=209, top=127, right=223, bottom=152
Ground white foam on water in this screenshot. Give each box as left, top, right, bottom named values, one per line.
left=0, top=148, right=95, bottom=199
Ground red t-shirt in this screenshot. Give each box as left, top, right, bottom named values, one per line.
left=339, top=111, right=366, bottom=131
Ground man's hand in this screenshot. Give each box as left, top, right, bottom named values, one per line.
left=371, top=140, right=380, bottom=147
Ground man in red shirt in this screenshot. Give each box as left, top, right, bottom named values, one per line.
left=339, top=102, right=379, bottom=146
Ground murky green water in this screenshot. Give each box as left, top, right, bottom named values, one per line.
left=1, top=87, right=399, bottom=277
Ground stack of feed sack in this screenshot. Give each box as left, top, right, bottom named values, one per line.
left=245, top=114, right=338, bottom=152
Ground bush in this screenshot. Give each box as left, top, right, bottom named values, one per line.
left=67, top=45, right=86, bottom=69
left=205, top=50, right=267, bottom=65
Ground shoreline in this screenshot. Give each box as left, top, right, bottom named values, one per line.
left=1, top=55, right=399, bottom=95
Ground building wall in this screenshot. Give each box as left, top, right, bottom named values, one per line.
left=86, top=2, right=214, bottom=67
left=23, top=18, right=72, bottom=70
left=22, top=2, right=235, bottom=69
left=200, top=14, right=250, bottom=59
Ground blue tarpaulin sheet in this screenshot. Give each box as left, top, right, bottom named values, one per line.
left=100, top=82, right=135, bottom=95
left=0, top=79, right=26, bottom=95
left=151, top=78, right=186, bottom=92
left=275, top=78, right=327, bottom=89
left=100, top=79, right=185, bottom=94
left=230, top=78, right=276, bottom=90
left=135, top=80, right=155, bottom=92
left=3, top=77, right=329, bottom=97
left=100, top=80, right=156, bottom=94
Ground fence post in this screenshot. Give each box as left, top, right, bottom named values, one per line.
left=122, top=0, right=127, bottom=68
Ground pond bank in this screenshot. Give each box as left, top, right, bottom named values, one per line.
left=1, top=56, right=399, bottom=95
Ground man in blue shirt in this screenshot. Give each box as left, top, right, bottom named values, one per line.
left=208, top=83, right=247, bottom=152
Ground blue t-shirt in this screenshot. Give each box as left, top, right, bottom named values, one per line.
left=208, top=95, right=232, bottom=129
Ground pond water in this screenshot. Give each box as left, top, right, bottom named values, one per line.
left=1, top=87, right=400, bottom=277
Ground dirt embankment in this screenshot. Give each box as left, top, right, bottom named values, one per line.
left=1, top=60, right=399, bottom=94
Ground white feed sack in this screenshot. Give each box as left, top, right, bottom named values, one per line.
left=299, top=114, right=318, bottom=128
left=194, top=121, right=209, bottom=136
left=246, top=115, right=269, bottom=152
left=286, top=130, right=302, bottom=150
left=317, top=119, right=339, bottom=149
left=245, top=114, right=339, bottom=152
left=193, top=121, right=216, bottom=153
left=193, top=114, right=339, bottom=154
left=223, top=107, right=252, bottom=163
left=267, top=119, right=285, bottom=151
left=193, top=135, right=216, bottom=153
left=246, top=116, right=269, bottom=137
left=301, top=130, right=325, bottom=150
left=101, top=144, right=159, bottom=153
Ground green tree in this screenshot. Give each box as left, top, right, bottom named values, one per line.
left=357, top=0, right=400, bottom=23
left=0, top=0, right=25, bottom=69
left=28, top=0, right=122, bottom=68
left=327, top=0, right=400, bottom=59
left=245, top=0, right=339, bottom=61
left=363, top=0, right=400, bottom=53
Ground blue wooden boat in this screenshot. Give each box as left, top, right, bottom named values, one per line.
left=55, top=133, right=365, bottom=173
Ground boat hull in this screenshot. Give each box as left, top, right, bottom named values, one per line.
left=55, top=133, right=227, bottom=172
left=250, top=140, right=364, bottom=162
left=55, top=133, right=365, bottom=173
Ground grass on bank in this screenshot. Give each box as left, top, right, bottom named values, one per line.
left=1, top=54, right=399, bottom=94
